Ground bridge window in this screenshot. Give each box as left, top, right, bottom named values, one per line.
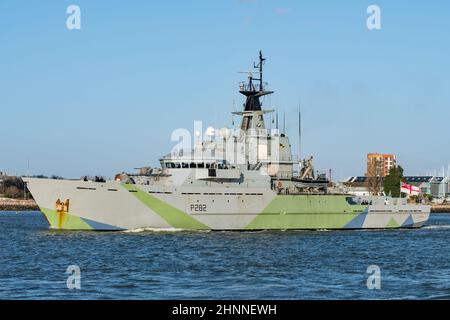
left=346, top=197, right=364, bottom=205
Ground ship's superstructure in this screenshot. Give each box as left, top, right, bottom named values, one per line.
left=24, top=52, right=430, bottom=231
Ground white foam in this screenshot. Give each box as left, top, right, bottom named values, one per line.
left=422, top=225, right=450, bottom=230
left=123, top=227, right=185, bottom=233
left=121, top=225, right=450, bottom=233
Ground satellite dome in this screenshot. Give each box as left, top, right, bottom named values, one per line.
left=206, top=126, right=215, bottom=136
left=219, top=127, right=231, bottom=140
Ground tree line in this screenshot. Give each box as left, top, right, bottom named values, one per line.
left=0, top=176, right=30, bottom=199
left=0, top=175, right=63, bottom=199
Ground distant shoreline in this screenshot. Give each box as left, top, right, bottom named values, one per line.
left=0, top=197, right=449, bottom=213
left=0, top=198, right=39, bottom=211
left=430, top=204, right=450, bottom=213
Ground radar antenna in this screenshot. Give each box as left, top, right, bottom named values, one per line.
left=253, top=50, right=266, bottom=91
left=238, top=51, right=274, bottom=111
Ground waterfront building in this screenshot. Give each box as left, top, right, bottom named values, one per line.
left=0, top=171, right=6, bottom=184
left=341, top=176, right=372, bottom=196
left=403, top=176, right=433, bottom=195
left=404, top=176, right=449, bottom=199
left=343, top=175, right=449, bottom=200
left=0, top=172, right=7, bottom=198
left=366, top=153, right=396, bottom=177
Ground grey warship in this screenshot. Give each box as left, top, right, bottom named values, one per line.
left=24, top=52, right=431, bottom=231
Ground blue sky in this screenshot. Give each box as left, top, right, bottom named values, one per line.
left=0, top=0, right=449, bottom=179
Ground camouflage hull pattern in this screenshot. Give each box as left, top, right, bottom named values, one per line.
left=24, top=178, right=430, bottom=231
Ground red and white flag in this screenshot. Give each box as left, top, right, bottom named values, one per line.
left=401, top=182, right=420, bottom=196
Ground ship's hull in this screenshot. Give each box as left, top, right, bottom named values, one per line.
left=24, top=178, right=430, bottom=231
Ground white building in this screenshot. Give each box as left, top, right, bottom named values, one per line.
left=342, top=175, right=450, bottom=200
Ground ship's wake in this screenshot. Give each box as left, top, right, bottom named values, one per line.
left=123, top=227, right=185, bottom=233
left=422, top=224, right=450, bottom=230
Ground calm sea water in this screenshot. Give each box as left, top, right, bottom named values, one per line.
left=0, top=211, right=449, bottom=300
